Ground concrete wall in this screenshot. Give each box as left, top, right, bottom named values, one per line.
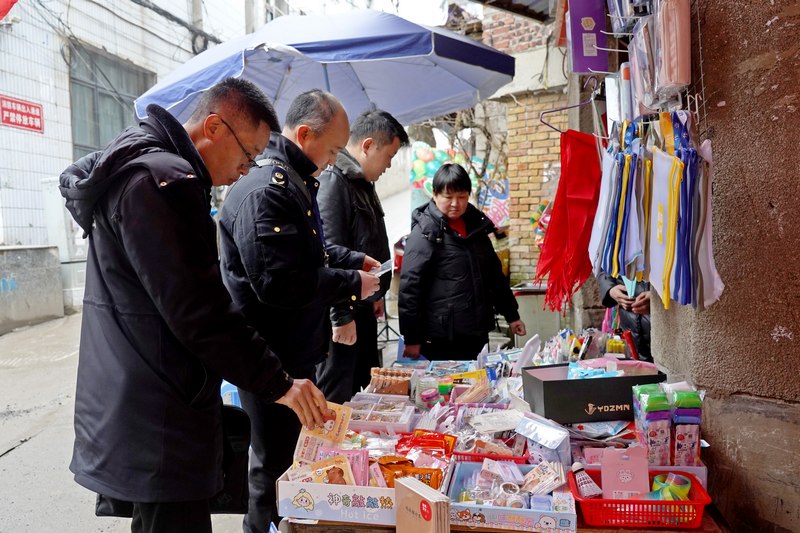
left=0, top=246, right=64, bottom=335
left=0, top=0, right=256, bottom=246
left=652, top=2, right=800, bottom=531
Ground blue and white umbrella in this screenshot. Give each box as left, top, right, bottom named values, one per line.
left=135, top=9, right=514, bottom=126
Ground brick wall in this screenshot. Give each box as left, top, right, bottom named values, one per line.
left=482, top=9, right=549, bottom=53
left=503, top=90, right=566, bottom=284
left=481, top=7, right=566, bottom=284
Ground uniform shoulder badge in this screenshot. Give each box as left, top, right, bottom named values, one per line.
left=271, top=169, right=286, bottom=185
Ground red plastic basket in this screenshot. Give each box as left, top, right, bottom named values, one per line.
left=567, top=469, right=711, bottom=529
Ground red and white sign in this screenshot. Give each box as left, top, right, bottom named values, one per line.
left=1, top=94, right=44, bottom=133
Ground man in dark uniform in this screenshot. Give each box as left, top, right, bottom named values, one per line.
left=58, top=78, right=329, bottom=533
left=219, top=89, right=381, bottom=532
left=315, top=109, right=409, bottom=403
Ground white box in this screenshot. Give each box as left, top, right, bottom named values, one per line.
left=277, top=469, right=397, bottom=526
left=447, top=462, right=577, bottom=532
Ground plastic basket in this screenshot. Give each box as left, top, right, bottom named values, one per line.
left=568, top=469, right=711, bottom=529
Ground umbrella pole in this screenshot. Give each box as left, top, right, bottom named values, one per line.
left=322, top=63, right=331, bottom=92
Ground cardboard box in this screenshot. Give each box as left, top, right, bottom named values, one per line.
left=447, top=462, right=576, bottom=532
left=522, top=364, right=666, bottom=424
left=277, top=469, right=397, bottom=526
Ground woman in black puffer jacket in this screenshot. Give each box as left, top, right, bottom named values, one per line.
left=399, top=163, right=526, bottom=360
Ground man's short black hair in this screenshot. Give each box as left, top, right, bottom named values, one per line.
left=350, top=109, right=409, bottom=148
left=284, top=89, right=341, bottom=135
left=432, top=163, right=471, bottom=195
left=189, top=78, right=280, bottom=132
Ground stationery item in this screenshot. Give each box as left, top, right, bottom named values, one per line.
left=368, top=367, right=414, bottom=395
left=317, top=447, right=370, bottom=486
left=293, top=402, right=352, bottom=463
left=521, top=459, right=566, bottom=495
left=605, top=76, right=621, bottom=133
left=304, top=402, right=351, bottom=442
left=589, top=150, right=620, bottom=274
left=673, top=424, right=701, bottom=466
left=642, top=419, right=672, bottom=465
left=600, top=446, right=649, bottom=499
left=468, top=409, right=524, bottom=434
left=395, top=476, right=451, bottom=533
left=695, top=140, right=724, bottom=308
left=649, top=146, right=683, bottom=308
left=619, top=63, right=633, bottom=122
left=654, top=0, right=691, bottom=98
left=568, top=0, right=609, bottom=74
left=571, top=462, right=603, bottom=498
left=308, top=455, right=356, bottom=485
left=369, top=461, right=388, bottom=487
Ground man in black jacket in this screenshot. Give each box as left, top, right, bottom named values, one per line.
left=58, top=79, right=329, bottom=533
left=596, top=270, right=652, bottom=361
left=219, top=90, right=381, bottom=532
left=315, top=110, right=409, bottom=403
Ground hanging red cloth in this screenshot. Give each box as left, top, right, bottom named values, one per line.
left=0, top=0, right=18, bottom=20
left=535, top=129, right=602, bottom=312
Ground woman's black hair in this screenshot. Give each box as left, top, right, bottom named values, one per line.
left=432, top=163, right=471, bottom=195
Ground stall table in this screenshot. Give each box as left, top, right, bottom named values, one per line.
left=280, top=512, right=723, bottom=533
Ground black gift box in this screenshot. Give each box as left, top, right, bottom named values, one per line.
left=522, top=364, right=666, bottom=424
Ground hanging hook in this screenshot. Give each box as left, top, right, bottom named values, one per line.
left=539, top=77, right=602, bottom=133
left=588, top=67, right=617, bottom=75
left=600, top=29, right=636, bottom=37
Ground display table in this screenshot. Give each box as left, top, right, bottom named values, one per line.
left=280, top=512, right=723, bottom=533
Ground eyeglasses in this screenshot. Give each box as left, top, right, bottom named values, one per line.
left=213, top=113, right=259, bottom=169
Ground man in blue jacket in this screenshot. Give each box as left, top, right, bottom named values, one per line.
left=59, top=78, right=329, bottom=533
left=219, top=89, right=380, bottom=532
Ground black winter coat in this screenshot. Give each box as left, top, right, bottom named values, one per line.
left=58, top=105, right=292, bottom=503
left=596, top=271, right=652, bottom=361
left=398, top=201, right=520, bottom=345
left=317, top=149, right=391, bottom=326
left=219, top=134, right=365, bottom=369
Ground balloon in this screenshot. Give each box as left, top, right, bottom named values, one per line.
left=415, top=148, right=434, bottom=162
left=434, top=149, right=448, bottom=162
left=425, top=160, right=440, bottom=173
left=412, top=159, right=427, bottom=175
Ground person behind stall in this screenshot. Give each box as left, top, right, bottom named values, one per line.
left=399, top=163, right=527, bottom=360
left=596, top=270, right=652, bottom=361
left=58, top=78, right=329, bottom=533
left=218, top=89, right=381, bottom=532
left=315, top=109, right=410, bottom=403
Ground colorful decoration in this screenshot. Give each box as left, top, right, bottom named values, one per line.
left=409, top=141, right=510, bottom=227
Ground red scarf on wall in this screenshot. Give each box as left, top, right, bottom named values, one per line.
left=535, top=129, right=602, bottom=312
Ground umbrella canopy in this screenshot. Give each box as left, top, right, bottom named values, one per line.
left=134, top=9, right=514, bottom=126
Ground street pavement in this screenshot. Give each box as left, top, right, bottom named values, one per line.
left=0, top=311, right=401, bottom=533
